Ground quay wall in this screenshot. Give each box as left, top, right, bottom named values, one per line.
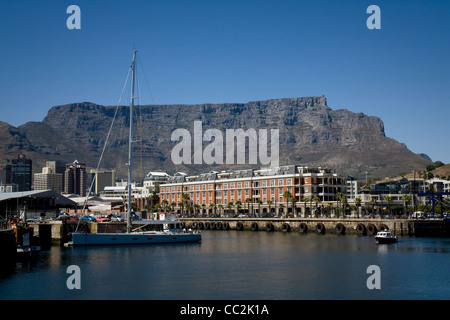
left=25, top=218, right=450, bottom=243
left=180, top=217, right=450, bottom=237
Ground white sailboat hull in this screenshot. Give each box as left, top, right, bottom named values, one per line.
left=71, top=231, right=201, bottom=246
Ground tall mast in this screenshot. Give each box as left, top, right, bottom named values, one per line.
left=127, top=49, right=137, bottom=233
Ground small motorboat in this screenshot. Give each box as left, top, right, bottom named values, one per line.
left=375, top=230, right=398, bottom=244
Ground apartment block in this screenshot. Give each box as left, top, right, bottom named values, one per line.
left=160, top=165, right=346, bottom=216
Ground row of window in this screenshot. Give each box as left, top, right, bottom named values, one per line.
left=161, top=177, right=343, bottom=194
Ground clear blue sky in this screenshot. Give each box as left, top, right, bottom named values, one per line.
left=1, top=0, right=449, bottom=163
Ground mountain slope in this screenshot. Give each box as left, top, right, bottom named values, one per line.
left=1, top=96, right=430, bottom=179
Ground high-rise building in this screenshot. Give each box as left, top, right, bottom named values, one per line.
left=89, top=169, right=116, bottom=194
left=11, top=154, right=32, bottom=191
left=64, top=160, right=87, bottom=196
left=0, top=164, right=11, bottom=185
left=34, top=162, right=63, bottom=193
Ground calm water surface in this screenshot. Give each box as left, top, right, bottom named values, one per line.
left=1, top=231, right=449, bottom=300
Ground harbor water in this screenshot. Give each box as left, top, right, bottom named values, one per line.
left=0, top=231, right=449, bottom=300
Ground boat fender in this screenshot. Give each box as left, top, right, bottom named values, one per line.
left=223, top=222, right=230, bottom=230
left=316, top=223, right=325, bottom=234
left=281, top=223, right=291, bottom=232
left=236, top=222, right=244, bottom=231
left=197, top=222, right=204, bottom=230
left=265, top=222, right=274, bottom=232
left=367, top=223, right=377, bottom=235
left=356, top=223, right=366, bottom=235
left=251, top=222, right=259, bottom=231
left=335, top=223, right=345, bottom=235
left=299, top=223, right=308, bottom=233
left=379, top=224, right=389, bottom=231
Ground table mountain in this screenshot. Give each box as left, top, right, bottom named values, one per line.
left=1, top=96, right=430, bottom=180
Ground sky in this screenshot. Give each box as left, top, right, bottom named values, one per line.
left=0, top=0, right=449, bottom=163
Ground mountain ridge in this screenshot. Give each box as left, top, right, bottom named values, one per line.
left=0, top=96, right=431, bottom=180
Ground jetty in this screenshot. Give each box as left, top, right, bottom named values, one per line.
left=15, top=217, right=450, bottom=245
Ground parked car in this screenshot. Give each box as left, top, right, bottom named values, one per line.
left=82, top=215, right=97, bottom=222
left=95, top=216, right=110, bottom=222
left=110, top=215, right=124, bottom=222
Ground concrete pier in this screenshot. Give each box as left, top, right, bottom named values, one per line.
left=24, top=217, right=450, bottom=243
left=180, top=217, right=450, bottom=237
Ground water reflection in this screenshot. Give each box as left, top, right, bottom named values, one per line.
left=0, top=231, right=449, bottom=299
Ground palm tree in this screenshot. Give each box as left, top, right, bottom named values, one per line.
left=278, top=203, right=285, bottom=216
left=209, top=202, right=216, bottom=217
left=290, top=196, right=297, bottom=217
left=267, top=200, right=273, bottom=216
left=182, top=193, right=190, bottom=216
left=227, top=202, right=234, bottom=216
left=302, top=197, right=309, bottom=218
left=201, top=203, right=206, bottom=217
left=340, top=195, right=348, bottom=217
left=385, top=196, right=393, bottom=216
left=402, top=195, right=411, bottom=217
left=235, top=200, right=242, bottom=215
left=193, top=204, right=200, bottom=217
left=326, top=202, right=334, bottom=217
left=170, top=201, right=176, bottom=213
left=257, top=199, right=263, bottom=217
left=161, top=199, right=169, bottom=213
left=312, top=196, right=321, bottom=217
left=336, top=192, right=343, bottom=216
left=245, top=198, right=252, bottom=217
left=283, top=191, right=292, bottom=216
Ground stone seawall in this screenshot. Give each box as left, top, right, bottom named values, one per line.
left=26, top=218, right=450, bottom=242
left=181, top=218, right=450, bottom=237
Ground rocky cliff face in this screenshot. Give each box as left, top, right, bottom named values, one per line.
left=1, top=96, right=430, bottom=179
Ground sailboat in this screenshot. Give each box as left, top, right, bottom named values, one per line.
left=71, top=50, right=201, bottom=246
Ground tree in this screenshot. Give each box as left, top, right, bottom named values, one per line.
left=256, top=200, right=263, bottom=217
left=385, top=196, right=393, bottom=215
left=209, top=203, right=216, bottom=217
left=235, top=200, right=242, bottom=215
left=370, top=197, right=377, bottom=217
left=267, top=200, right=273, bottom=215
left=161, top=199, right=169, bottom=212
left=326, top=202, right=334, bottom=217
left=182, top=194, right=190, bottom=216
left=402, top=195, right=412, bottom=216
left=312, top=196, right=321, bottom=217
left=245, top=198, right=252, bottom=217
left=193, top=204, right=200, bottom=217
left=227, top=202, right=234, bottom=216
left=302, top=197, right=309, bottom=218
left=283, top=191, right=292, bottom=216
left=278, top=203, right=285, bottom=216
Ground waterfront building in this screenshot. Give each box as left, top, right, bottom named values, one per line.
left=160, top=165, right=347, bottom=217
left=143, top=171, right=169, bottom=194
left=346, top=176, right=358, bottom=200
left=11, top=154, right=32, bottom=191
left=64, top=160, right=87, bottom=197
